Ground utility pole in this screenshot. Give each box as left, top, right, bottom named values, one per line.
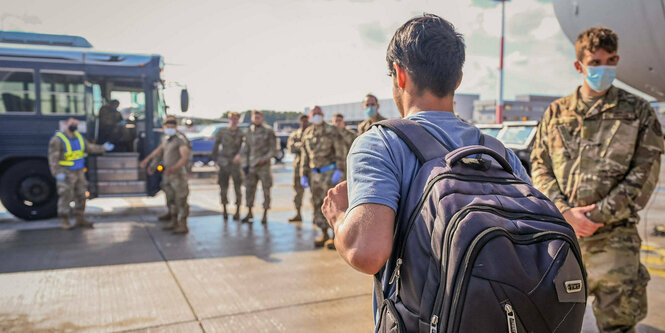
left=495, top=0, right=508, bottom=124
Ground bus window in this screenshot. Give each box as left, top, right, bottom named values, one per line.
left=40, top=72, right=85, bottom=115
left=0, top=69, right=36, bottom=113
left=153, top=84, right=166, bottom=128
left=110, top=91, right=145, bottom=120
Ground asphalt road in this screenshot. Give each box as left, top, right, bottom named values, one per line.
left=0, top=155, right=664, bottom=332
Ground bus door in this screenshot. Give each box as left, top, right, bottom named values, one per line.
left=86, top=76, right=150, bottom=198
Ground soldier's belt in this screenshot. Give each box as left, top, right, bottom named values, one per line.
left=312, top=163, right=336, bottom=174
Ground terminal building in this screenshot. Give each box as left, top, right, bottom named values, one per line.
left=473, top=95, right=561, bottom=124
left=308, top=93, right=480, bottom=122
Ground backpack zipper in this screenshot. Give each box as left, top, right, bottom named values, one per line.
left=504, top=303, right=518, bottom=333
left=440, top=227, right=583, bottom=333
left=390, top=173, right=530, bottom=295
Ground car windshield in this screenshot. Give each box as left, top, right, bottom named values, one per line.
left=500, top=126, right=536, bottom=145
left=199, top=125, right=221, bottom=137
left=479, top=128, right=501, bottom=138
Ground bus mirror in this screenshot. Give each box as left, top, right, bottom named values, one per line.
left=180, top=89, right=189, bottom=112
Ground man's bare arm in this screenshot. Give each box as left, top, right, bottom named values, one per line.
left=323, top=181, right=394, bottom=275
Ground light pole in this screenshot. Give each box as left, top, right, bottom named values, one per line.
left=495, top=0, right=508, bottom=124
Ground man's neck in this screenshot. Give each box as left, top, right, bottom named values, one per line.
left=370, top=114, right=380, bottom=121
left=64, top=130, right=75, bottom=137
left=579, top=81, right=608, bottom=98
left=229, top=125, right=238, bottom=130
left=398, top=92, right=456, bottom=117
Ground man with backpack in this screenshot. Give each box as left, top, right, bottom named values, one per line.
left=323, top=14, right=586, bottom=332
left=531, top=27, right=663, bottom=332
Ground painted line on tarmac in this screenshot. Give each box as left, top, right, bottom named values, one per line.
left=642, top=244, right=665, bottom=278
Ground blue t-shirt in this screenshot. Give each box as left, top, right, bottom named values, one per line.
left=347, top=111, right=531, bottom=215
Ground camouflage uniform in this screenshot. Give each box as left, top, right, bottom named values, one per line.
left=337, top=127, right=357, bottom=181
left=48, top=132, right=105, bottom=219
left=357, top=113, right=386, bottom=135
left=242, top=123, right=276, bottom=210
left=287, top=128, right=308, bottom=211
left=211, top=127, right=245, bottom=207
left=300, top=123, right=346, bottom=232
left=531, top=86, right=664, bottom=333
left=154, top=132, right=191, bottom=232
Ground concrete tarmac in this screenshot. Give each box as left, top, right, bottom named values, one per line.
left=1, top=156, right=664, bottom=332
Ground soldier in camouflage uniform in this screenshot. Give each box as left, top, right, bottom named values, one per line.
left=357, top=93, right=385, bottom=135
left=211, top=112, right=245, bottom=221
left=140, top=116, right=192, bottom=234
left=286, top=114, right=310, bottom=222
left=48, top=118, right=111, bottom=229
left=241, top=110, right=276, bottom=224
left=530, top=27, right=664, bottom=333
left=333, top=113, right=357, bottom=181
left=300, top=106, right=346, bottom=248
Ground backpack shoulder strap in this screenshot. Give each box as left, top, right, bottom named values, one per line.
left=372, top=119, right=450, bottom=163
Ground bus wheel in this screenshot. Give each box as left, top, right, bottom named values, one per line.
left=0, top=160, right=58, bottom=220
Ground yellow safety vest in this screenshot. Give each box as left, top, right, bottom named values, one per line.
left=55, top=131, right=86, bottom=167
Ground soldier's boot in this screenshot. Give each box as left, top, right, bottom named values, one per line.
left=314, top=231, right=330, bottom=248
left=233, top=207, right=240, bottom=221
left=172, top=218, right=189, bottom=234
left=60, top=215, right=74, bottom=230
left=74, top=213, right=94, bottom=228
left=325, top=239, right=335, bottom=250
left=157, top=210, right=172, bottom=222
left=288, top=210, right=302, bottom=223
left=222, top=205, right=228, bottom=220
left=261, top=209, right=268, bottom=225
left=163, top=216, right=177, bottom=230
left=241, top=209, right=253, bottom=223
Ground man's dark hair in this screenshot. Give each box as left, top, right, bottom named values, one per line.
left=386, top=14, right=465, bottom=98
left=333, top=113, right=344, bottom=119
left=575, top=26, right=618, bottom=61
left=298, top=114, right=308, bottom=121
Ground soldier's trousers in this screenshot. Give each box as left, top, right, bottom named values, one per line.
left=161, top=171, right=190, bottom=224
left=310, top=169, right=334, bottom=232
left=245, top=164, right=272, bottom=210
left=218, top=162, right=242, bottom=206
left=579, top=225, right=649, bottom=333
left=293, top=165, right=307, bottom=210
left=56, top=170, right=87, bottom=216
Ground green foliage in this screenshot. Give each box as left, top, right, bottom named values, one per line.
left=221, top=110, right=303, bottom=126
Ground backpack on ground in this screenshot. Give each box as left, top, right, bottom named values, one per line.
left=372, top=119, right=586, bottom=333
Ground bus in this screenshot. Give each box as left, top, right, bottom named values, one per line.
left=0, top=31, right=188, bottom=220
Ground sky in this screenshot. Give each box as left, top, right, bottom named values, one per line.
left=3, top=0, right=596, bottom=118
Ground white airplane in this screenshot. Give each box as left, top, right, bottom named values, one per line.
left=553, top=0, right=665, bottom=101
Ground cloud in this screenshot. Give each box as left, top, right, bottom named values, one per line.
left=531, top=16, right=561, bottom=40
left=357, top=21, right=389, bottom=45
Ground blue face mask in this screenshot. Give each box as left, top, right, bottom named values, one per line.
left=365, top=106, right=377, bottom=118
left=583, top=65, right=616, bottom=93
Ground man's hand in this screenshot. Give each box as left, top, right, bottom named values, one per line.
left=300, top=176, right=309, bottom=188
left=55, top=173, right=66, bottom=181
left=233, top=155, right=241, bottom=164
left=562, top=204, right=603, bottom=237
left=139, top=159, right=149, bottom=169
left=323, top=181, right=349, bottom=230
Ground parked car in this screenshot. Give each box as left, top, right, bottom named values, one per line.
left=496, top=121, right=539, bottom=175
left=187, top=123, right=228, bottom=165
left=475, top=123, right=503, bottom=138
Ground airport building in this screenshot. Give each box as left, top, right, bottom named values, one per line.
left=473, top=95, right=561, bottom=124
left=308, top=93, right=480, bottom=122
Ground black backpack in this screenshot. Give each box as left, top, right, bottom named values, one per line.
left=373, top=119, right=587, bottom=333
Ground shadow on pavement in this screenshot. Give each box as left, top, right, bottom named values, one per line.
left=0, top=212, right=320, bottom=274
